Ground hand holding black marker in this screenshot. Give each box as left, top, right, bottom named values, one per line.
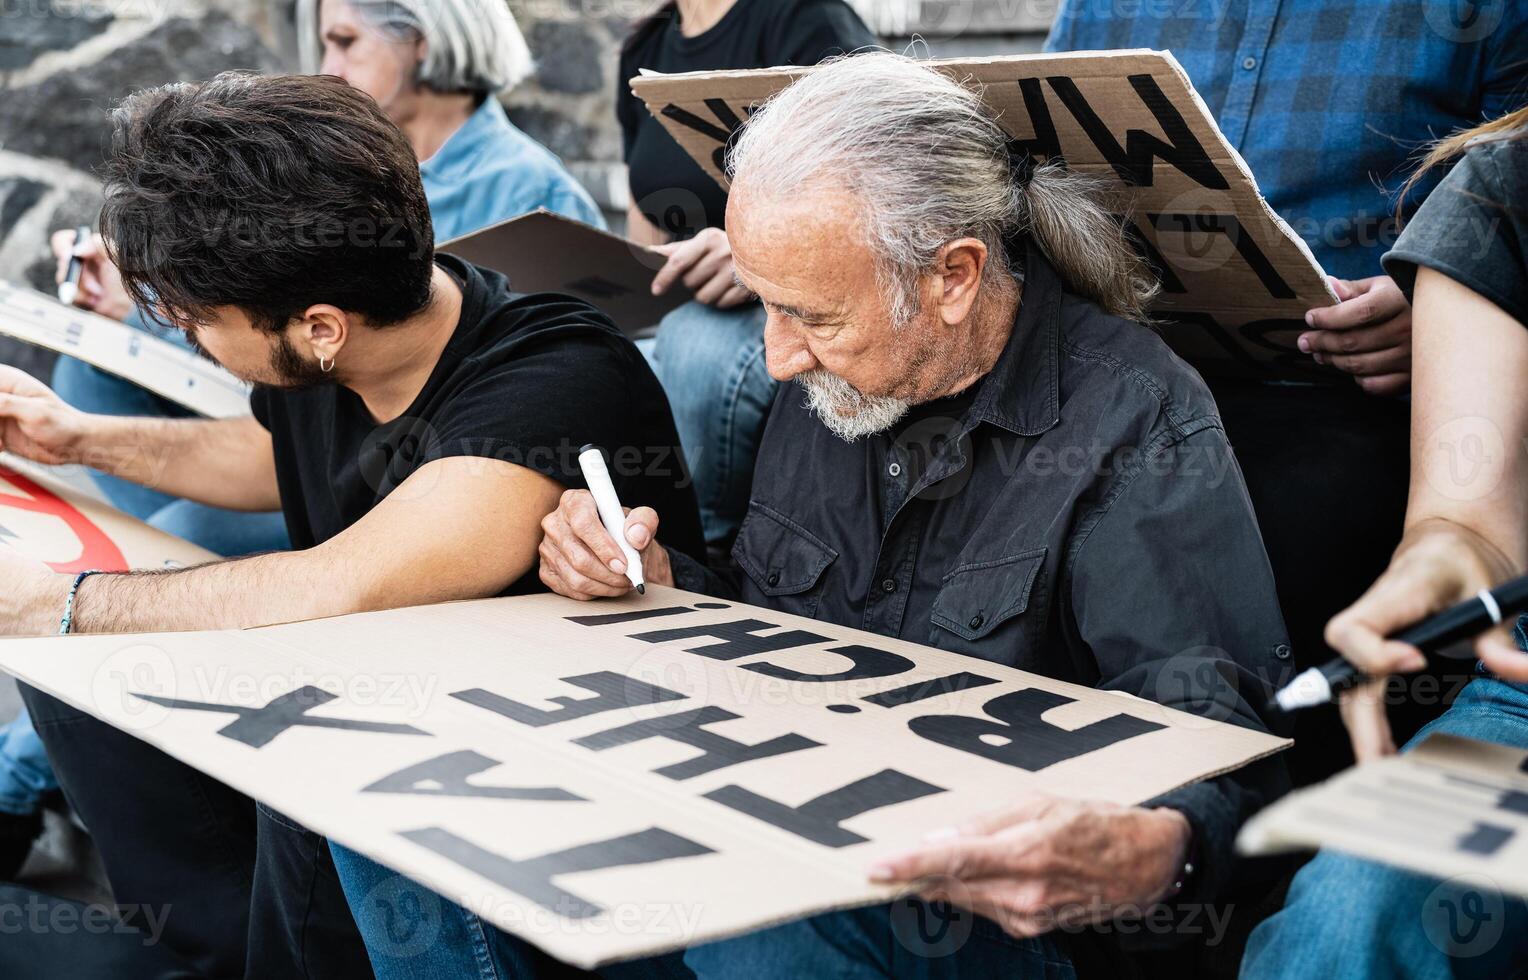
left=56, top=225, right=92, bottom=306
left=577, top=444, right=645, bottom=595
left=1272, top=572, right=1528, bottom=711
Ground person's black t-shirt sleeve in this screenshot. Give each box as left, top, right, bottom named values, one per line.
left=250, top=386, right=272, bottom=430
left=1383, top=138, right=1528, bottom=326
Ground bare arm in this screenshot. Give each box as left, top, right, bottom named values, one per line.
left=2, top=457, right=564, bottom=635
left=0, top=364, right=279, bottom=511
left=1326, top=268, right=1528, bottom=757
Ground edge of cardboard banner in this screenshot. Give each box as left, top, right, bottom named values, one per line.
left=0, top=586, right=1291, bottom=966
left=440, top=209, right=690, bottom=336
left=630, top=49, right=1341, bottom=380
left=1236, top=732, right=1528, bottom=898
left=0, top=280, right=249, bottom=419
left=0, top=455, right=216, bottom=583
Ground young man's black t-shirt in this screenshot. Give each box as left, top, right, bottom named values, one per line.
left=250, top=254, right=705, bottom=592
left=616, top=0, right=874, bottom=235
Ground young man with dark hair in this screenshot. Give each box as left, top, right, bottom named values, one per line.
left=0, top=71, right=703, bottom=977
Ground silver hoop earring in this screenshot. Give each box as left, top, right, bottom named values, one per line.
left=319, top=355, right=335, bottom=374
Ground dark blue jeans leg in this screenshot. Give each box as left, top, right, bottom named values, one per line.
left=248, top=804, right=374, bottom=979
left=684, top=901, right=1075, bottom=979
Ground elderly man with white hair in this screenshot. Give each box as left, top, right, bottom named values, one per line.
left=338, top=52, right=1294, bottom=978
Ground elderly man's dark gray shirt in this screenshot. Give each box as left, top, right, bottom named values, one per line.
left=668, top=248, right=1292, bottom=935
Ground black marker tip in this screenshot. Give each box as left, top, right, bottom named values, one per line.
left=636, top=584, right=645, bottom=595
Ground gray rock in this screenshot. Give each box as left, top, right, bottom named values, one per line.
left=21, top=184, right=102, bottom=293
left=528, top=21, right=604, bottom=95
left=0, top=178, right=49, bottom=236
left=0, top=12, right=282, bottom=173
left=506, top=104, right=597, bottom=161
left=0, top=1, right=115, bottom=72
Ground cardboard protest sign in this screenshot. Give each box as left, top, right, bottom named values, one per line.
left=0, top=280, right=250, bottom=418
left=0, top=587, right=1287, bottom=965
left=440, top=210, right=688, bottom=336
left=0, top=457, right=214, bottom=585
left=1238, top=733, right=1528, bottom=898
left=631, top=51, right=1338, bottom=381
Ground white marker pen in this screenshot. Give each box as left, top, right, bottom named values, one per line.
left=57, top=225, right=91, bottom=306
left=577, top=444, right=645, bottom=595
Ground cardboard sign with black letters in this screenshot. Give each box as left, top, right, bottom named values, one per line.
left=630, top=50, right=1339, bottom=381
left=1239, top=733, right=1528, bottom=898
left=0, top=586, right=1288, bottom=965
left=0, top=280, right=250, bottom=418
left=440, top=210, right=690, bottom=336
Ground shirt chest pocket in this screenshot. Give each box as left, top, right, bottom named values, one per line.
left=929, top=548, right=1048, bottom=659
left=732, top=502, right=838, bottom=620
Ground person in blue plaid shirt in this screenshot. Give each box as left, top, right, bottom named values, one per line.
left=1048, top=1, right=1528, bottom=794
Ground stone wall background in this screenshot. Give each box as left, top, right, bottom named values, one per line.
left=0, top=0, right=1052, bottom=376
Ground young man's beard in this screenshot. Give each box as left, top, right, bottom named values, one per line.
left=182, top=328, right=329, bottom=389
left=267, top=331, right=333, bottom=389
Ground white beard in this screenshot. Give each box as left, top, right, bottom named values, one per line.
left=798, top=370, right=911, bottom=442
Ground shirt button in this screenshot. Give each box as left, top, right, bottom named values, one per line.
left=881, top=578, right=897, bottom=594
left=1242, top=56, right=1258, bottom=70
left=766, top=571, right=780, bottom=587
left=969, top=614, right=985, bottom=630
left=888, top=462, right=902, bottom=478
left=1273, top=643, right=1292, bottom=660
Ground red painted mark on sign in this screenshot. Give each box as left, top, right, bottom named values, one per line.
left=0, top=467, right=127, bottom=573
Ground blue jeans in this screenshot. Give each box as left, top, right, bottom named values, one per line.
left=1242, top=674, right=1528, bottom=980
left=0, top=710, right=56, bottom=816
left=330, top=840, right=689, bottom=979
left=645, top=300, right=775, bottom=546
left=682, top=901, right=1074, bottom=979
left=333, top=837, right=1070, bottom=979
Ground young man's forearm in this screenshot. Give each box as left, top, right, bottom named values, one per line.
left=77, top=414, right=280, bottom=512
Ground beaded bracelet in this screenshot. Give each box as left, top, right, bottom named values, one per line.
left=58, top=570, right=101, bottom=636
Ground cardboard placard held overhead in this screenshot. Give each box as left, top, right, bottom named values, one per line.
left=0, top=457, right=214, bottom=585
left=0, top=281, right=250, bottom=418
left=631, top=50, right=1339, bottom=381
left=440, top=210, right=689, bottom=336
left=0, top=587, right=1287, bottom=966
left=1239, top=733, right=1528, bottom=898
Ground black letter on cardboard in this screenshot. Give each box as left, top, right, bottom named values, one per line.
left=452, top=671, right=686, bottom=728
left=364, top=750, right=583, bottom=802
left=130, top=686, right=428, bottom=749
left=909, top=688, right=1165, bottom=770
left=705, top=769, right=944, bottom=847
left=741, top=644, right=915, bottom=683
left=399, top=826, right=712, bottom=919
left=631, top=619, right=829, bottom=662
left=576, top=705, right=820, bottom=780
left=1047, top=74, right=1227, bottom=189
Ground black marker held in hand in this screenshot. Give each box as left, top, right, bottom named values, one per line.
left=1271, top=573, right=1528, bottom=712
